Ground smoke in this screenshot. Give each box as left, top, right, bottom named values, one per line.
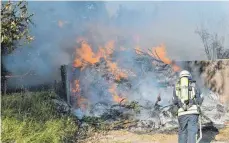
left=3, top=1, right=228, bottom=90
left=3, top=1, right=228, bottom=121
left=3, top=2, right=106, bottom=87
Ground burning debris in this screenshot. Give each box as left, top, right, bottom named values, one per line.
left=57, top=37, right=229, bottom=133
left=69, top=37, right=178, bottom=112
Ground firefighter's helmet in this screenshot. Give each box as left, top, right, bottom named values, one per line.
left=179, top=70, right=192, bottom=79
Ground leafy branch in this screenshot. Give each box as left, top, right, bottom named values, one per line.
left=1, top=0, right=34, bottom=55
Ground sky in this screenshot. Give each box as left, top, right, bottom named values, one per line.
left=27, top=1, right=229, bottom=61
left=105, top=1, right=229, bottom=60
left=3, top=1, right=229, bottom=87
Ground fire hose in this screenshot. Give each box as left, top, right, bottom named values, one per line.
left=196, top=114, right=202, bottom=143
left=196, top=104, right=202, bottom=143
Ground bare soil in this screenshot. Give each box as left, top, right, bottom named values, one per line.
left=83, top=127, right=229, bottom=143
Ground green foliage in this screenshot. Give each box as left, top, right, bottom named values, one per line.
left=1, top=92, right=78, bottom=143
left=82, top=116, right=104, bottom=124
left=126, top=101, right=141, bottom=114
left=81, top=116, right=109, bottom=131
left=1, top=0, right=34, bottom=55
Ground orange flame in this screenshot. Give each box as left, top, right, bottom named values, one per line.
left=151, top=44, right=180, bottom=72
left=109, top=84, right=126, bottom=103
left=72, top=38, right=129, bottom=106
left=97, top=40, right=114, bottom=60
left=73, top=39, right=116, bottom=70
left=107, top=61, right=128, bottom=81
left=71, top=35, right=180, bottom=107
left=71, top=79, right=88, bottom=111
left=72, top=80, right=80, bottom=93
left=73, top=40, right=101, bottom=69
left=73, top=38, right=127, bottom=80
left=151, top=44, right=171, bottom=64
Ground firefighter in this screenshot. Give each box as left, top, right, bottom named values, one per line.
left=172, top=70, right=203, bottom=143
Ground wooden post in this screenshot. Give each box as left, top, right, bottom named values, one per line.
left=60, top=65, right=70, bottom=104
left=60, top=65, right=67, bottom=101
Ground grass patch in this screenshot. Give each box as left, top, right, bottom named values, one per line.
left=1, top=91, right=78, bottom=143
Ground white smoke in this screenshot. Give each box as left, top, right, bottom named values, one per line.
left=3, top=2, right=228, bottom=121
left=4, top=1, right=228, bottom=88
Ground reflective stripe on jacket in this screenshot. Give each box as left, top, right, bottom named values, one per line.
left=177, top=104, right=199, bottom=116
left=172, top=85, right=202, bottom=117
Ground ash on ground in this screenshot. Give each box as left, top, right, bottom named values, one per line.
left=68, top=89, right=229, bottom=134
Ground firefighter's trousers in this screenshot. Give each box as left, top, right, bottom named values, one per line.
left=178, top=114, right=199, bottom=143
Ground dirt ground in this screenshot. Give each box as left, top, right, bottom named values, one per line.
left=84, top=126, right=229, bottom=143
left=214, top=126, right=229, bottom=142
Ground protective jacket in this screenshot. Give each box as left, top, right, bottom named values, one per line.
left=172, top=78, right=203, bottom=117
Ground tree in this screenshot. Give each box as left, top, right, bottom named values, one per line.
left=1, top=0, right=34, bottom=94
left=196, top=27, right=229, bottom=60
left=1, top=0, right=34, bottom=55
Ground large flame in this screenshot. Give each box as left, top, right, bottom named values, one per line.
left=72, top=38, right=129, bottom=110
left=151, top=44, right=180, bottom=72
left=135, top=44, right=180, bottom=72
left=73, top=38, right=128, bottom=81
left=71, top=36, right=180, bottom=112
left=73, top=40, right=101, bottom=69
left=73, top=39, right=114, bottom=68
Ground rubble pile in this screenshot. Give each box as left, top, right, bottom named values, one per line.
left=65, top=38, right=229, bottom=133
left=201, top=90, right=229, bottom=128
left=81, top=90, right=229, bottom=133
